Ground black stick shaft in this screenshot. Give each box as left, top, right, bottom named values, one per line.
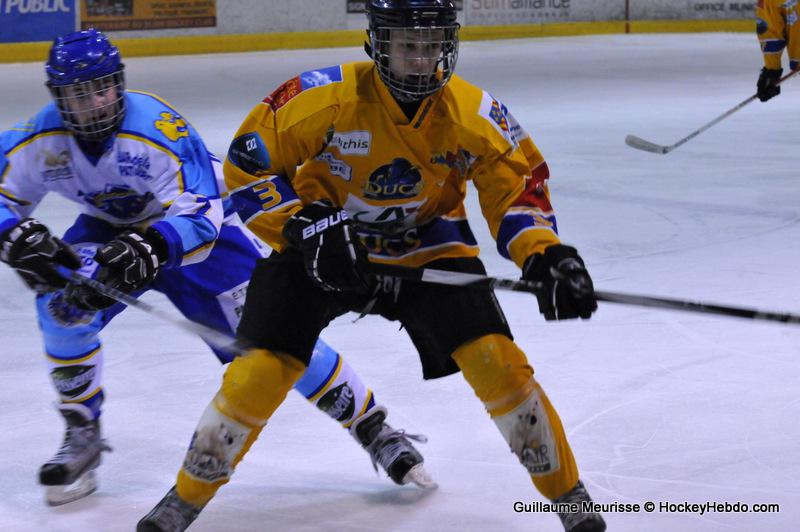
left=368, top=263, right=800, bottom=325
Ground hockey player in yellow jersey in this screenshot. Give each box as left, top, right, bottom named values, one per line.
left=137, top=1, right=605, bottom=531
left=756, top=0, right=800, bottom=101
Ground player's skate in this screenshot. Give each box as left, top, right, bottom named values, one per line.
left=553, top=480, right=607, bottom=532
left=38, top=403, right=112, bottom=506
left=137, top=486, right=204, bottom=532
left=350, top=405, right=436, bottom=489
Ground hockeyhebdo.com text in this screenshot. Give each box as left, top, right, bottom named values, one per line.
left=513, top=500, right=780, bottom=515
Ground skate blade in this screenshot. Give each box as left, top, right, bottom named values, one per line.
left=402, top=463, right=437, bottom=489
left=44, top=470, right=98, bottom=506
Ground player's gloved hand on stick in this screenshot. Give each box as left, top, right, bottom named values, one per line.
left=0, top=218, right=81, bottom=292
left=522, top=244, right=597, bottom=321
left=283, top=201, right=374, bottom=293
left=757, top=67, right=782, bottom=102
left=66, top=229, right=165, bottom=311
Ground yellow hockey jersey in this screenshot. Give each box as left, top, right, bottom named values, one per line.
left=757, top=0, right=800, bottom=70
left=224, top=62, right=560, bottom=269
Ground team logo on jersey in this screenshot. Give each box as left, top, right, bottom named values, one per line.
left=79, top=185, right=154, bottom=219
left=344, top=193, right=427, bottom=234
left=229, top=132, right=272, bottom=176
left=41, top=149, right=75, bottom=182
left=117, top=151, right=153, bottom=180
left=154, top=112, right=189, bottom=142
left=364, top=158, right=423, bottom=200
left=431, top=148, right=475, bottom=179
left=327, top=130, right=371, bottom=156
left=317, top=383, right=356, bottom=422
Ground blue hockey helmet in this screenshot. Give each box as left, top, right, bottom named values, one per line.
left=45, top=29, right=126, bottom=142
left=365, top=0, right=460, bottom=102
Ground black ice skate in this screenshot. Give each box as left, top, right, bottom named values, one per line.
left=553, top=480, right=607, bottom=532
left=39, top=403, right=112, bottom=506
left=350, top=405, right=436, bottom=489
left=137, top=486, right=204, bottom=532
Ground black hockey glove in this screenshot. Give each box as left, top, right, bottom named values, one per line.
left=757, top=67, right=782, bottom=102
left=283, top=202, right=374, bottom=293
left=65, top=229, right=166, bottom=311
left=0, top=218, right=81, bottom=292
left=522, top=244, right=597, bottom=321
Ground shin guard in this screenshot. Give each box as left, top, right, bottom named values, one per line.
left=453, top=334, right=578, bottom=500
left=176, top=348, right=304, bottom=507
left=295, top=339, right=375, bottom=429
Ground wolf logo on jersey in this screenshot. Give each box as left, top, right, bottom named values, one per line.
left=154, top=112, right=189, bottom=142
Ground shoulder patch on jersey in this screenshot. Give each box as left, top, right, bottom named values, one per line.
left=263, top=66, right=343, bottom=111
left=300, top=65, right=343, bottom=90
left=9, top=119, right=35, bottom=134
left=228, top=132, right=272, bottom=176
left=478, top=92, right=524, bottom=149
left=154, top=112, right=189, bottom=142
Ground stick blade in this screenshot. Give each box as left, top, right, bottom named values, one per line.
left=625, top=134, right=670, bottom=154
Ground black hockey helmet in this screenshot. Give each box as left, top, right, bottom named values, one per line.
left=365, top=0, right=460, bottom=102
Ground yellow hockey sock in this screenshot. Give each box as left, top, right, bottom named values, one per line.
left=176, top=348, right=305, bottom=506
left=453, top=334, right=579, bottom=500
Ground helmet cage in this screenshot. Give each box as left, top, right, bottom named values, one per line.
left=369, top=24, right=459, bottom=102
left=48, top=69, right=126, bottom=142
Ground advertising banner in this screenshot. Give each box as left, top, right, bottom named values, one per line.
left=347, top=0, right=464, bottom=13
left=80, top=0, right=216, bottom=31
left=631, top=1, right=756, bottom=20
left=465, top=0, right=625, bottom=26
left=0, top=0, right=76, bottom=43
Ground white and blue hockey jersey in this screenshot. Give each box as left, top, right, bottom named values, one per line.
left=0, top=90, right=223, bottom=269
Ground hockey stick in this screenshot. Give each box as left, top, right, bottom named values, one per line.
left=56, top=267, right=250, bottom=356
left=367, top=263, right=800, bottom=325
left=625, top=68, right=800, bottom=155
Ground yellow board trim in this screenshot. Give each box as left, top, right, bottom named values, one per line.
left=0, top=20, right=754, bottom=64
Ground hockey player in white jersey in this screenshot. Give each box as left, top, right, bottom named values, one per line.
left=0, top=29, right=431, bottom=506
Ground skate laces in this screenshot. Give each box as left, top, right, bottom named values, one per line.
left=147, top=488, right=202, bottom=529
left=365, top=424, right=427, bottom=473
left=155, top=488, right=200, bottom=530
left=553, top=481, right=602, bottom=530
left=52, top=421, right=111, bottom=464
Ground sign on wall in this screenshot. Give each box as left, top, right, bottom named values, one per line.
left=464, top=0, right=625, bottom=26
left=632, top=1, right=756, bottom=20
left=80, top=0, right=216, bottom=31
left=0, top=0, right=76, bottom=43
left=346, top=0, right=464, bottom=13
